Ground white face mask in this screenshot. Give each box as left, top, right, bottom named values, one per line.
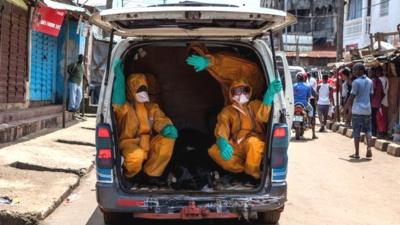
left=232, top=94, right=249, bottom=105
left=135, top=91, right=150, bottom=103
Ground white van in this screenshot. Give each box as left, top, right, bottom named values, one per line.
left=91, top=2, right=295, bottom=224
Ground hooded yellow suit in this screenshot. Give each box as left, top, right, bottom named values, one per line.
left=113, top=74, right=175, bottom=178
left=208, top=80, right=272, bottom=179
left=188, top=43, right=264, bottom=104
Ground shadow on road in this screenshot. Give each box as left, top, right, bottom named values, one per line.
left=290, top=137, right=314, bottom=142
left=85, top=207, right=278, bottom=225
left=338, top=158, right=372, bottom=163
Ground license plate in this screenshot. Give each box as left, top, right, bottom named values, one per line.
left=293, top=115, right=303, bottom=122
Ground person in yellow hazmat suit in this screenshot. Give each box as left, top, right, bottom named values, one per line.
left=186, top=43, right=264, bottom=104
left=208, top=79, right=282, bottom=182
left=112, top=59, right=178, bottom=185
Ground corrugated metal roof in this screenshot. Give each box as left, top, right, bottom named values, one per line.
left=43, top=0, right=85, bottom=12
left=286, top=51, right=337, bottom=58
left=6, top=0, right=28, bottom=10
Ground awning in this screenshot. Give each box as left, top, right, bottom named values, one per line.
left=43, top=0, right=85, bottom=12
left=286, top=51, right=337, bottom=59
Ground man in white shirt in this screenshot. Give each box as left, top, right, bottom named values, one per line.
left=317, top=74, right=334, bottom=132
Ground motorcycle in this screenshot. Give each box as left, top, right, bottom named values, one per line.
left=292, top=103, right=309, bottom=140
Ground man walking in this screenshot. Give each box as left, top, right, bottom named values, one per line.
left=343, top=63, right=373, bottom=159
left=67, top=54, right=86, bottom=112
left=317, top=74, right=334, bottom=132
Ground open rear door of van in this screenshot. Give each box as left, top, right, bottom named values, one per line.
left=89, top=4, right=295, bottom=39
left=276, top=52, right=294, bottom=131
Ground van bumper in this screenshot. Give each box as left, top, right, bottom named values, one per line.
left=96, top=181, right=287, bottom=215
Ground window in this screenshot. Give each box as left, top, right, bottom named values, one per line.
left=347, top=0, right=362, bottom=20
left=380, top=0, right=389, bottom=16
left=367, top=0, right=371, bottom=16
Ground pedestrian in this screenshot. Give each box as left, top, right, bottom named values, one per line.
left=308, top=72, right=318, bottom=136
left=369, top=68, right=384, bottom=136
left=67, top=54, right=87, bottom=112
left=343, top=63, right=373, bottom=159
left=340, top=68, right=354, bottom=127
left=317, top=74, right=334, bottom=132
left=340, top=68, right=351, bottom=106
left=377, top=66, right=389, bottom=137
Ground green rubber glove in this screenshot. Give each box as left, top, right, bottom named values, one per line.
left=186, top=55, right=210, bottom=72
left=262, top=79, right=283, bottom=106
left=161, top=124, right=178, bottom=139
left=217, top=137, right=233, bottom=161
left=112, top=59, right=126, bottom=106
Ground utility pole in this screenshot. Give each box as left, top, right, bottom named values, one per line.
left=103, top=0, right=113, bottom=38
left=335, top=0, right=344, bottom=122
left=336, top=0, right=344, bottom=61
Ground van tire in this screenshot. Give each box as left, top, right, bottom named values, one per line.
left=258, top=207, right=283, bottom=224
left=103, top=211, right=129, bottom=225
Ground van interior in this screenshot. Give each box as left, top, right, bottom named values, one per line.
left=115, top=42, right=269, bottom=192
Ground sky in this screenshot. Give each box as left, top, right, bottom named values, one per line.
left=82, top=0, right=261, bottom=8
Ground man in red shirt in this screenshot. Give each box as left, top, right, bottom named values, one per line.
left=369, top=69, right=384, bottom=136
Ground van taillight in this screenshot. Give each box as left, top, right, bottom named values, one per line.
left=273, top=127, right=286, bottom=138
left=271, top=124, right=289, bottom=182
left=96, top=124, right=114, bottom=168
left=98, top=149, right=112, bottom=159
left=98, top=127, right=110, bottom=138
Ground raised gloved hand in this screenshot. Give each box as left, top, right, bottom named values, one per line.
left=161, top=124, right=178, bottom=139
left=262, top=79, right=283, bottom=106
left=186, top=55, right=210, bottom=72
left=217, top=137, right=233, bottom=161
left=112, top=59, right=126, bottom=106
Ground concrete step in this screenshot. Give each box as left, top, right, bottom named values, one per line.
left=0, top=111, right=74, bottom=143
left=387, top=144, right=400, bottom=157
left=0, top=105, right=63, bottom=124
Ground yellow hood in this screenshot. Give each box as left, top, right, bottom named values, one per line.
left=187, top=42, right=209, bottom=56
left=229, top=80, right=252, bottom=104
left=126, top=73, right=148, bottom=102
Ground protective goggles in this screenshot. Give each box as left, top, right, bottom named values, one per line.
left=231, top=86, right=250, bottom=96
left=137, top=85, right=148, bottom=93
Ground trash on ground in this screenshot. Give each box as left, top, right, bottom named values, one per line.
left=65, top=194, right=79, bottom=203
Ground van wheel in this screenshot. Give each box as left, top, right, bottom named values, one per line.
left=258, top=207, right=283, bottom=224
left=103, top=211, right=129, bottom=225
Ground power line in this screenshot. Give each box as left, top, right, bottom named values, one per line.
left=361, top=0, right=390, bottom=10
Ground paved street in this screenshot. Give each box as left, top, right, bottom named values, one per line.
left=41, top=128, right=400, bottom=225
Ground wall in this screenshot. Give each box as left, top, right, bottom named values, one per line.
left=344, top=0, right=400, bottom=49
left=343, top=0, right=370, bottom=48
left=286, top=0, right=336, bottom=47
left=370, top=0, right=400, bottom=46
left=0, top=0, right=29, bottom=111
left=55, top=20, right=85, bottom=104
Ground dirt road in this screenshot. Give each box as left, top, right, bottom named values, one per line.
left=41, top=129, right=400, bottom=225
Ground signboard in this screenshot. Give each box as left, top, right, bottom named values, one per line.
left=32, top=5, right=66, bottom=37
left=345, top=43, right=358, bottom=51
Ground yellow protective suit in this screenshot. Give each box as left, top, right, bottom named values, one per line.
left=113, top=73, right=175, bottom=178
left=188, top=43, right=264, bottom=104
left=208, top=80, right=272, bottom=179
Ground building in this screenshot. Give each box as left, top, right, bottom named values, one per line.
left=262, top=0, right=338, bottom=67
left=0, top=0, right=87, bottom=143
left=343, top=0, right=400, bottom=50
left=286, top=0, right=337, bottom=49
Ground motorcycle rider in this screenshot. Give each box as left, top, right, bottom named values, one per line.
left=293, top=72, right=317, bottom=139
